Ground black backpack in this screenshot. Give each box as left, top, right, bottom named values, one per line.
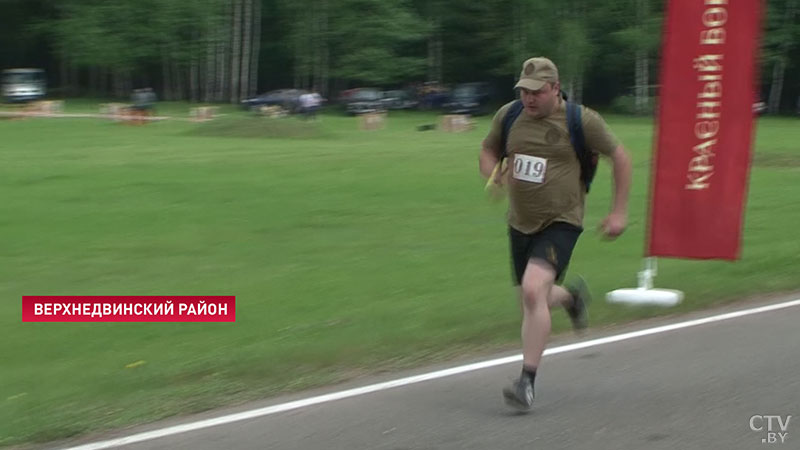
left=499, top=99, right=599, bottom=192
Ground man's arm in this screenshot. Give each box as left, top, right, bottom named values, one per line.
left=601, top=145, right=632, bottom=239
left=479, top=140, right=503, bottom=180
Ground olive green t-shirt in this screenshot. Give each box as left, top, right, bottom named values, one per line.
left=483, top=99, right=620, bottom=234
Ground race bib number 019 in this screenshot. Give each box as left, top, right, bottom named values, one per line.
left=512, top=154, right=547, bottom=183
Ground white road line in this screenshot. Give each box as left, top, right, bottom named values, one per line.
left=63, top=298, right=800, bottom=450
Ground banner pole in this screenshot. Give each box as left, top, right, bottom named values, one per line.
left=638, top=257, right=655, bottom=290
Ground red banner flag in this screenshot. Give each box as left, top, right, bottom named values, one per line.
left=647, top=0, right=763, bottom=260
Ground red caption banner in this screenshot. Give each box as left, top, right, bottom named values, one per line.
left=647, top=0, right=763, bottom=260
left=22, top=296, right=236, bottom=322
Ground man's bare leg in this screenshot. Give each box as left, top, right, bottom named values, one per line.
left=519, top=259, right=557, bottom=368
left=503, top=259, right=557, bottom=410
left=516, top=283, right=573, bottom=312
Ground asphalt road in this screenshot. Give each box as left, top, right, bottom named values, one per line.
left=58, top=297, right=800, bottom=450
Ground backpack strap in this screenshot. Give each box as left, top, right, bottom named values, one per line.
left=500, top=100, right=524, bottom=160
left=566, top=101, right=585, bottom=160
left=566, top=101, right=596, bottom=192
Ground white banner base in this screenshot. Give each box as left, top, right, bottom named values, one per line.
left=605, top=258, right=683, bottom=307
left=606, top=288, right=684, bottom=307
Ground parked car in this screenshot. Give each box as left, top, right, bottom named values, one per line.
left=2, top=68, right=46, bottom=103
left=343, top=88, right=384, bottom=115
left=241, top=89, right=308, bottom=113
left=444, top=82, right=492, bottom=115
left=380, top=89, right=417, bottom=110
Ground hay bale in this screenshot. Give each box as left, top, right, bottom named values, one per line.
left=440, top=114, right=474, bottom=133
left=100, top=103, right=131, bottom=121
left=26, top=100, right=64, bottom=114
left=259, top=105, right=287, bottom=118
left=190, top=106, right=218, bottom=122
left=359, top=111, right=386, bottom=130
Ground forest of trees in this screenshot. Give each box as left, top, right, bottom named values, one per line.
left=0, top=0, right=798, bottom=113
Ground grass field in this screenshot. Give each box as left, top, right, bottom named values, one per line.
left=1, top=103, right=799, bottom=446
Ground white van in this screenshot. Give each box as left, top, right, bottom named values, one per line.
left=2, top=68, right=46, bottom=102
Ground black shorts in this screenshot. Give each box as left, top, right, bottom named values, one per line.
left=509, top=222, right=583, bottom=285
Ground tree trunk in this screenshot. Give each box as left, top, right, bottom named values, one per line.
left=303, top=5, right=312, bottom=89
left=92, top=68, right=99, bottom=98
left=215, top=34, right=224, bottom=102
left=113, top=69, right=131, bottom=99
left=294, top=5, right=310, bottom=89
left=294, top=34, right=300, bottom=89
left=240, top=0, right=252, bottom=100
left=230, top=0, right=242, bottom=103
left=634, top=0, right=649, bottom=115
left=563, top=79, right=572, bottom=102
left=435, top=23, right=443, bottom=83
left=333, top=77, right=345, bottom=102
left=635, top=49, right=649, bottom=115
left=513, top=0, right=526, bottom=70
left=190, top=45, right=199, bottom=103
left=767, top=58, right=786, bottom=114
left=205, top=8, right=216, bottom=103
left=217, top=0, right=231, bottom=102
left=574, top=76, right=584, bottom=105
left=172, top=61, right=183, bottom=100
left=99, top=67, right=108, bottom=98
left=113, top=69, right=123, bottom=99
left=59, top=57, right=68, bottom=95
left=89, top=67, right=97, bottom=97
left=313, top=5, right=321, bottom=92
left=169, top=61, right=176, bottom=100
left=249, top=0, right=262, bottom=97
left=320, top=0, right=330, bottom=96
left=179, top=65, right=188, bottom=101
left=767, top=0, right=797, bottom=114
left=427, top=16, right=442, bottom=83
left=162, top=53, right=173, bottom=101
left=70, top=61, right=79, bottom=96
left=427, top=17, right=435, bottom=82
left=575, top=0, right=586, bottom=105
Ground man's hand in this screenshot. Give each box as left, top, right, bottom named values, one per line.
left=599, top=211, right=627, bottom=239
left=485, top=159, right=508, bottom=201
